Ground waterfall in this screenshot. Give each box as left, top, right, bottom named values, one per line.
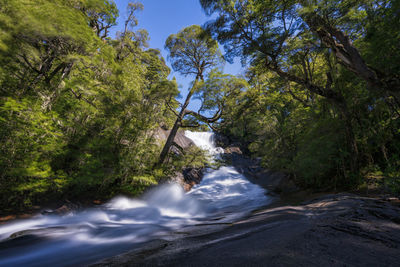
left=0, top=131, right=270, bottom=267
left=184, top=131, right=224, bottom=156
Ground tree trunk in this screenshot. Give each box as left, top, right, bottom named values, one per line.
left=157, top=79, right=199, bottom=165
left=302, top=13, right=400, bottom=95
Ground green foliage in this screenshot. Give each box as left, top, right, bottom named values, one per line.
left=203, top=0, right=400, bottom=191
left=194, top=70, right=247, bottom=112
left=292, top=118, right=345, bottom=188
left=165, top=25, right=223, bottom=78
left=169, top=146, right=210, bottom=173
left=0, top=0, right=184, bottom=212
left=158, top=25, right=225, bottom=164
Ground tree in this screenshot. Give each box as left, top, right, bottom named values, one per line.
left=0, top=0, right=183, bottom=210
left=199, top=0, right=400, bottom=189
left=200, top=0, right=399, bottom=97
left=189, top=69, right=248, bottom=131
left=199, top=0, right=365, bottom=172
left=157, top=25, right=223, bottom=165
left=201, top=0, right=400, bottom=172
left=115, top=2, right=146, bottom=60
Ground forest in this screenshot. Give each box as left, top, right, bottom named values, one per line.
left=0, top=0, right=399, bottom=214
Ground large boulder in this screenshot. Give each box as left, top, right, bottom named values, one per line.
left=251, top=169, right=298, bottom=194
left=154, top=128, right=194, bottom=152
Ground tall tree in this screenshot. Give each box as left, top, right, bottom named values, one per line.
left=158, top=25, right=223, bottom=165
left=188, top=70, right=248, bottom=131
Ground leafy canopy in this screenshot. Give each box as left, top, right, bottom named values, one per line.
left=165, top=25, right=223, bottom=79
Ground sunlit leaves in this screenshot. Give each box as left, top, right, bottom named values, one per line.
left=165, top=25, right=223, bottom=78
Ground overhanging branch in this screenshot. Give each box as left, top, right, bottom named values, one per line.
left=184, top=106, right=222, bottom=123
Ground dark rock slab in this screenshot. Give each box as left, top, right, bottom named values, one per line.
left=183, top=168, right=203, bottom=185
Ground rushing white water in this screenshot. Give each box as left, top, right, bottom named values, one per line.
left=184, top=131, right=225, bottom=156
left=0, top=131, right=270, bottom=267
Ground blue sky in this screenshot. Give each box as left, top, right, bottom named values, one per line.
left=112, top=0, right=243, bottom=109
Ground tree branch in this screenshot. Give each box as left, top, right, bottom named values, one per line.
left=184, top=107, right=222, bottom=123
left=266, top=57, right=344, bottom=102
left=165, top=100, right=180, bottom=118
left=302, top=13, right=399, bottom=92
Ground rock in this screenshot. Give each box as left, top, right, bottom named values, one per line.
left=255, top=170, right=298, bottom=193
left=154, top=128, right=194, bottom=151
left=54, top=205, right=72, bottom=215
left=224, top=146, right=242, bottom=154
left=0, top=215, right=16, bottom=223
left=41, top=200, right=80, bottom=216
left=155, top=128, right=204, bottom=191
left=183, top=167, right=203, bottom=184
left=93, top=200, right=102, bottom=205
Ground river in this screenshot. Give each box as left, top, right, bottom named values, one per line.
left=0, top=131, right=271, bottom=266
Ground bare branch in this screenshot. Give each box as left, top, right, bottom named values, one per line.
left=165, top=100, right=180, bottom=118
left=184, top=107, right=222, bottom=123
left=181, top=123, right=201, bottom=128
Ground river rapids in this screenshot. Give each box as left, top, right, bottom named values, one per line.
left=0, top=131, right=270, bottom=266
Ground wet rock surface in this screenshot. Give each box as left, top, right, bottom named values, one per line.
left=41, top=200, right=82, bottom=216
left=92, top=193, right=400, bottom=267
left=225, top=152, right=299, bottom=194
left=213, top=132, right=298, bottom=194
